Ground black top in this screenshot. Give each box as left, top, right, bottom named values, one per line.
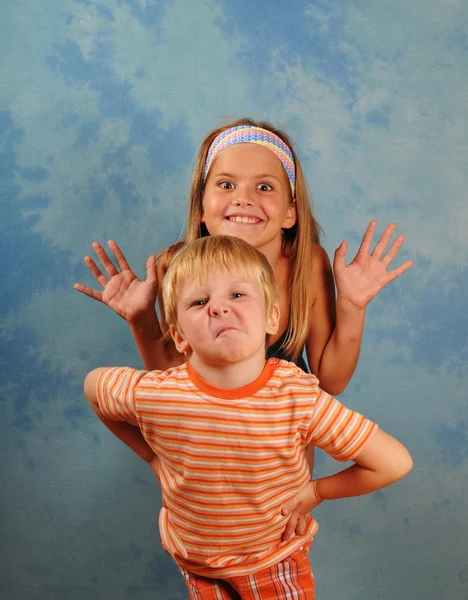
left=266, top=328, right=309, bottom=373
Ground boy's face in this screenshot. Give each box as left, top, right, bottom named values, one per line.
left=170, top=268, right=279, bottom=367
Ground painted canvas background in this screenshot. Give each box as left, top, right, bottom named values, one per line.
left=1, top=1, right=467, bottom=599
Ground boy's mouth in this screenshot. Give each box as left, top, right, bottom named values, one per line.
left=216, top=326, right=239, bottom=337
left=225, top=215, right=262, bottom=224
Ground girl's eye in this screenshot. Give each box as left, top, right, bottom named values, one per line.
left=257, top=183, right=273, bottom=192
left=218, top=181, right=234, bottom=190
left=231, top=292, right=244, bottom=299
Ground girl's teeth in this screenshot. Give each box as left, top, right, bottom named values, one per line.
left=230, top=216, right=257, bottom=223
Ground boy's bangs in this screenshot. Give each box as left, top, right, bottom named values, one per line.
left=163, top=235, right=280, bottom=330
left=184, top=254, right=266, bottom=289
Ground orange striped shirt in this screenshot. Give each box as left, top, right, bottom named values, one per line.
left=97, top=358, right=377, bottom=578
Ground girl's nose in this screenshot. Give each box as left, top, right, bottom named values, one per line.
left=232, top=186, right=253, bottom=206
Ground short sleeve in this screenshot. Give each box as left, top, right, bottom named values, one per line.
left=97, top=367, right=147, bottom=426
left=306, top=390, right=378, bottom=462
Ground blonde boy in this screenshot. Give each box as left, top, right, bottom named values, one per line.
left=84, top=235, right=412, bottom=600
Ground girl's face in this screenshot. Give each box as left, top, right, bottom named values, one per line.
left=201, top=144, right=296, bottom=260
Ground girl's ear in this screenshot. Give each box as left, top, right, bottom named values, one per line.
left=200, top=197, right=206, bottom=223
left=266, top=304, right=280, bottom=335
left=170, top=324, right=191, bottom=354
left=282, top=201, right=297, bottom=230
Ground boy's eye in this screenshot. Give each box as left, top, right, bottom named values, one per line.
left=257, top=183, right=273, bottom=192
left=191, top=299, right=207, bottom=307
left=218, top=181, right=234, bottom=190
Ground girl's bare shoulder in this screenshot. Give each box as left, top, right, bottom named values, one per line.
left=156, top=241, right=186, bottom=278
left=309, top=242, right=332, bottom=273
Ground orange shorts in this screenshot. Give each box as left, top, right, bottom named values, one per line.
left=179, top=545, right=315, bottom=599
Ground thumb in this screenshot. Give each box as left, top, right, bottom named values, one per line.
left=333, top=240, right=347, bottom=274
left=282, top=493, right=301, bottom=516
left=146, top=255, right=158, bottom=286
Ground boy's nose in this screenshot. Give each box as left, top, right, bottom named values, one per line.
left=209, top=301, right=230, bottom=317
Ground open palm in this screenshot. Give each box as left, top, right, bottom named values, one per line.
left=334, top=221, right=413, bottom=310
left=74, top=241, right=158, bottom=324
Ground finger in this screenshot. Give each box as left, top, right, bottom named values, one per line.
left=73, top=283, right=104, bottom=303
left=370, top=223, right=397, bottom=259
left=383, top=260, right=414, bottom=283
left=146, top=255, right=158, bottom=286
left=108, top=240, right=132, bottom=272
left=92, top=242, right=119, bottom=278
left=296, top=515, right=307, bottom=537
left=84, top=255, right=109, bottom=288
left=282, top=495, right=300, bottom=517
left=380, top=234, right=405, bottom=268
left=333, top=240, right=347, bottom=274
left=355, top=220, right=378, bottom=256
left=282, top=514, right=298, bottom=542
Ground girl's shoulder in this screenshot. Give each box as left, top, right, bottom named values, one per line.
left=310, top=241, right=330, bottom=261
left=287, top=239, right=329, bottom=265
left=306, top=242, right=332, bottom=275
left=156, top=240, right=186, bottom=278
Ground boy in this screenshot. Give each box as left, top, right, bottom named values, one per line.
left=84, top=235, right=412, bottom=599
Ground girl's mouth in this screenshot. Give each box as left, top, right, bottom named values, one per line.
left=226, top=216, right=262, bottom=224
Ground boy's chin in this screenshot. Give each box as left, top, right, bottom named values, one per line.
left=201, top=344, right=261, bottom=365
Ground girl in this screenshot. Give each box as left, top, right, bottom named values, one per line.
left=75, top=118, right=412, bottom=394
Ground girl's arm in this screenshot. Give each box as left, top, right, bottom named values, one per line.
left=305, top=246, right=365, bottom=395
left=281, top=429, right=413, bottom=540
left=128, top=261, right=184, bottom=371
left=128, top=253, right=184, bottom=371
left=84, top=368, right=156, bottom=463
left=306, top=221, right=413, bottom=395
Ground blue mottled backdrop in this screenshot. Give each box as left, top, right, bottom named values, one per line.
left=1, top=1, right=467, bottom=599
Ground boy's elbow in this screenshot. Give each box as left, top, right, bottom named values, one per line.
left=389, top=446, right=413, bottom=483
left=401, top=449, right=414, bottom=478
left=84, top=368, right=104, bottom=409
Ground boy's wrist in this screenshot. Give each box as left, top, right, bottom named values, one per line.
left=313, top=479, right=325, bottom=504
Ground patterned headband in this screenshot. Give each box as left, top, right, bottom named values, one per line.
left=203, top=125, right=296, bottom=196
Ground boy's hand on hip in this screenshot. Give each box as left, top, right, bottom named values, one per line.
left=281, top=481, right=323, bottom=541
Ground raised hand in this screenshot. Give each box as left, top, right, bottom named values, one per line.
left=333, top=221, right=413, bottom=310
left=74, top=241, right=159, bottom=324
left=281, top=480, right=322, bottom=541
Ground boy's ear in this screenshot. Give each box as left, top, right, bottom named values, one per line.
left=170, top=324, right=191, bottom=354
left=282, top=201, right=297, bottom=230
left=266, top=304, right=280, bottom=335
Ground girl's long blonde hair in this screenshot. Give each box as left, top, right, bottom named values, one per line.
left=164, top=117, right=321, bottom=363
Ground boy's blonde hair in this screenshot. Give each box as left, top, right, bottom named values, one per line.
left=163, top=236, right=280, bottom=334
left=163, top=117, right=321, bottom=363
